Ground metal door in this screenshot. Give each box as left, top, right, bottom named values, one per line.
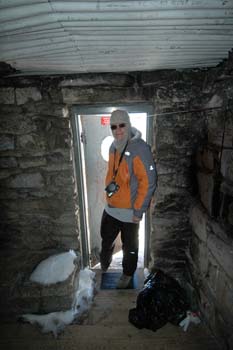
left=80, top=113, right=112, bottom=266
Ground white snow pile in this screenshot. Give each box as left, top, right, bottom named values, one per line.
left=22, top=310, right=75, bottom=337
left=22, top=251, right=96, bottom=337
left=30, top=250, right=78, bottom=285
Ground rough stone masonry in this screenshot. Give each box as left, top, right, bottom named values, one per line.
left=0, top=51, right=233, bottom=349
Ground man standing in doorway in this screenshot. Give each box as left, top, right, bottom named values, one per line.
left=100, top=109, right=157, bottom=288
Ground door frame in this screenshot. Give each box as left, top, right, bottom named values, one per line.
left=71, top=103, right=154, bottom=268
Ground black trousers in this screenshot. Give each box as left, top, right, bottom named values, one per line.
left=100, top=210, right=139, bottom=276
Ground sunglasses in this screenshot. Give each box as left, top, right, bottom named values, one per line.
left=110, top=123, right=126, bottom=130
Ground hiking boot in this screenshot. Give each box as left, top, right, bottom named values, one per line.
left=116, top=274, right=132, bottom=289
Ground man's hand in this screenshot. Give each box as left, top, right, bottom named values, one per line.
left=132, top=215, right=141, bottom=223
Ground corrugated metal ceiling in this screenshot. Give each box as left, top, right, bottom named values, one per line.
left=0, top=0, right=233, bottom=76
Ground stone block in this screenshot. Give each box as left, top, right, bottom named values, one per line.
left=206, top=253, right=219, bottom=292
left=0, top=156, right=17, bottom=168
left=208, top=128, right=233, bottom=148
left=47, top=87, right=64, bottom=103
left=156, top=129, right=176, bottom=145
left=199, top=254, right=233, bottom=349
left=0, top=87, right=14, bottom=104
left=215, top=269, right=233, bottom=327
left=61, top=87, right=142, bottom=104
left=156, top=172, right=191, bottom=189
left=46, top=151, right=70, bottom=164
left=59, top=73, right=134, bottom=87
left=190, top=235, right=208, bottom=276
left=54, top=213, right=77, bottom=226
left=221, top=149, right=233, bottom=182
left=140, top=69, right=181, bottom=86
left=0, top=169, right=19, bottom=181
left=150, top=257, right=186, bottom=277
left=153, top=190, right=190, bottom=214
left=52, top=235, right=79, bottom=250
left=1, top=114, right=36, bottom=135
left=21, top=102, right=66, bottom=118
left=153, top=91, right=190, bottom=111
left=217, top=183, right=233, bottom=226
left=151, top=215, right=186, bottom=241
left=8, top=173, right=44, bottom=189
left=209, top=220, right=231, bottom=242
left=10, top=265, right=79, bottom=315
left=197, top=171, right=215, bottom=215
left=17, top=128, right=70, bottom=153
left=228, top=202, right=233, bottom=225
left=17, top=134, right=46, bottom=151
left=207, top=233, right=233, bottom=280
left=0, top=135, right=15, bottom=151
left=16, top=87, right=42, bottom=105
left=207, top=109, right=233, bottom=148
left=0, top=104, right=23, bottom=116
left=1, top=210, right=76, bottom=250
left=42, top=162, right=72, bottom=172
left=205, top=94, right=223, bottom=109
left=20, top=226, right=62, bottom=251
left=190, top=203, right=208, bottom=242
left=198, top=288, right=228, bottom=350
left=196, top=147, right=216, bottom=171
left=46, top=171, right=75, bottom=189
left=18, top=157, right=47, bottom=169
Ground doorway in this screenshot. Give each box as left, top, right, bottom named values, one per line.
left=71, top=104, right=153, bottom=270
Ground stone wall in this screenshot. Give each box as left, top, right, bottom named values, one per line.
left=0, top=73, right=147, bottom=318
left=0, top=79, right=79, bottom=318
left=141, top=70, right=207, bottom=276
left=0, top=68, right=222, bottom=327
left=189, top=53, right=233, bottom=349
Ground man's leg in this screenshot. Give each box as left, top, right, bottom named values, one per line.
left=121, top=222, right=139, bottom=276
left=99, top=211, right=120, bottom=271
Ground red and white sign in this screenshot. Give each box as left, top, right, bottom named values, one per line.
left=101, top=116, right=110, bottom=125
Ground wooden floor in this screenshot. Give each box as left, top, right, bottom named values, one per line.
left=0, top=269, right=221, bottom=350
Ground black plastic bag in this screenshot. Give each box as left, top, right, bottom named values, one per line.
left=128, top=270, right=189, bottom=332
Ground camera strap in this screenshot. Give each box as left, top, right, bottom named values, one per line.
left=112, top=141, right=128, bottom=180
